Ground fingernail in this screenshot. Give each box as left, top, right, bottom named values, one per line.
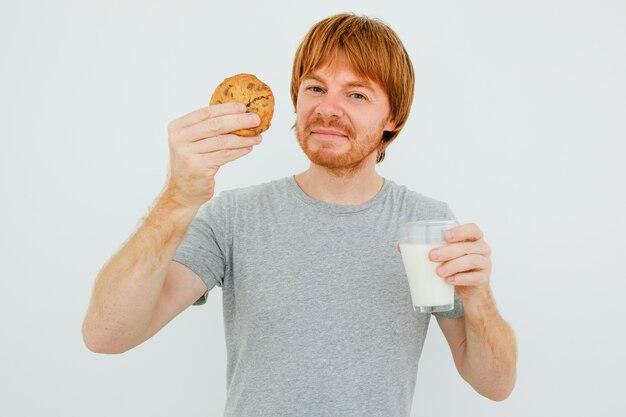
left=431, top=250, right=440, bottom=260
left=446, top=231, right=454, bottom=240
left=248, top=113, right=260, bottom=124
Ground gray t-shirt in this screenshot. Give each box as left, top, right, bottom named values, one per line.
left=174, top=176, right=464, bottom=417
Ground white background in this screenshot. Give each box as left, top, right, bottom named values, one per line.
left=1, top=0, right=625, bottom=416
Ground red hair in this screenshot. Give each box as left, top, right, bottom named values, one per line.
left=291, top=13, right=415, bottom=162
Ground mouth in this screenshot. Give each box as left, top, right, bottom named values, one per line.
left=310, top=127, right=348, bottom=139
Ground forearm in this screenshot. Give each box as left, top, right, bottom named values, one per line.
left=460, top=289, right=517, bottom=401
left=82, top=187, right=200, bottom=353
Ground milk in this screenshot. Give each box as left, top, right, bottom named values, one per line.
left=399, top=243, right=454, bottom=311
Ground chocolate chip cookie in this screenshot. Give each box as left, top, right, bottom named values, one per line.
left=209, top=73, right=274, bottom=137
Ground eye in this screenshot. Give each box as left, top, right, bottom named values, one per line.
left=306, top=85, right=324, bottom=93
left=350, top=92, right=367, bottom=100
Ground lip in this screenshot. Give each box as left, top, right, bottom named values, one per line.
left=310, top=128, right=348, bottom=138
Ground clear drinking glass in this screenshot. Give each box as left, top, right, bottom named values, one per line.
left=398, top=220, right=459, bottom=313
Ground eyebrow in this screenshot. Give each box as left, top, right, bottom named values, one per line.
left=303, top=74, right=376, bottom=92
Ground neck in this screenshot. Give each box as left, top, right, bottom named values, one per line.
left=294, top=160, right=384, bottom=206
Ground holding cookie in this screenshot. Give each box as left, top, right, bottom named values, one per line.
left=210, top=73, right=274, bottom=137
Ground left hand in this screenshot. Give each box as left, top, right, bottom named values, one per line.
left=429, top=223, right=492, bottom=301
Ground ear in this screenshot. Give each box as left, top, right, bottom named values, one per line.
left=383, top=116, right=396, bottom=132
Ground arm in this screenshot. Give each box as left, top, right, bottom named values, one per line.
left=430, top=224, right=517, bottom=400
left=437, top=295, right=517, bottom=401
left=82, top=103, right=262, bottom=353
left=82, top=194, right=204, bottom=354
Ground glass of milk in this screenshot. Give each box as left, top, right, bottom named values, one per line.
left=398, top=220, right=459, bottom=313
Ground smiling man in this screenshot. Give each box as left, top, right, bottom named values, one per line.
left=83, top=13, right=517, bottom=417
left=295, top=56, right=395, bottom=172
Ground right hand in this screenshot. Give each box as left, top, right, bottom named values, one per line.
left=164, top=102, right=262, bottom=207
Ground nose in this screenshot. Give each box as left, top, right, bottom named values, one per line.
left=315, top=91, right=344, bottom=119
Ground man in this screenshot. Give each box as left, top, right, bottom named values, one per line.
left=83, top=13, right=517, bottom=416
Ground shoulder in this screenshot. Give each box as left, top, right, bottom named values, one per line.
left=384, top=179, right=454, bottom=220
left=193, top=177, right=291, bottom=227
left=221, top=176, right=289, bottom=201
left=208, top=176, right=291, bottom=212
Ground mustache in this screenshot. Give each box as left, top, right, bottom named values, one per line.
left=305, top=116, right=354, bottom=137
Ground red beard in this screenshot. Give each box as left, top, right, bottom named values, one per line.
left=296, top=115, right=380, bottom=174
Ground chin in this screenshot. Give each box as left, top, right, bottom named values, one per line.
left=306, top=148, right=375, bottom=175
left=301, top=142, right=352, bottom=168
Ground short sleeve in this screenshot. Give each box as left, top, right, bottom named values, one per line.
left=173, top=193, right=230, bottom=305
left=444, top=204, right=458, bottom=223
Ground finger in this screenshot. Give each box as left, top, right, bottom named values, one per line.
left=186, top=112, right=261, bottom=142
left=429, top=240, right=491, bottom=262
left=200, top=146, right=254, bottom=166
left=444, top=223, right=483, bottom=243
left=436, top=254, right=490, bottom=278
left=169, top=103, right=247, bottom=131
left=444, top=271, right=489, bottom=286
left=192, top=134, right=262, bottom=154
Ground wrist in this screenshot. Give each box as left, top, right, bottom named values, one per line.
left=459, top=286, right=498, bottom=318
left=161, top=183, right=209, bottom=212
left=142, top=187, right=202, bottom=235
